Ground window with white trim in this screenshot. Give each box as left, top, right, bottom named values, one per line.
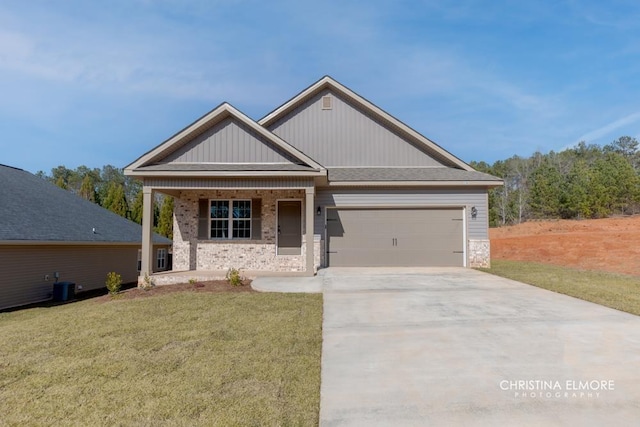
left=157, top=248, right=167, bottom=270
left=210, top=200, right=251, bottom=239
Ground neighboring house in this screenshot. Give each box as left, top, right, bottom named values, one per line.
left=125, top=76, right=502, bottom=278
left=0, top=165, right=171, bottom=310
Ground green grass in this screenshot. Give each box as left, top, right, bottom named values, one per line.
left=0, top=291, right=323, bottom=426
left=480, top=260, right=640, bottom=316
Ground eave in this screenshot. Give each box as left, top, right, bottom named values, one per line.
left=125, top=170, right=327, bottom=178
left=325, top=180, right=504, bottom=188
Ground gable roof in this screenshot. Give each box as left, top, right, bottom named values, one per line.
left=125, top=103, right=324, bottom=176
left=0, top=165, right=171, bottom=245
left=259, top=76, right=475, bottom=172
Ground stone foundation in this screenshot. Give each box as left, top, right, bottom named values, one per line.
left=468, top=239, right=490, bottom=268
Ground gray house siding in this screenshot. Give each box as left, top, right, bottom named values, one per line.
left=268, top=89, right=446, bottom=167
left=143, top=177, right=315, bottom=190
left=162, top=117, right=299, bottom=164
left=0, top=244, right=170, bottom=311
left=314, top=188, right=489, bottom=240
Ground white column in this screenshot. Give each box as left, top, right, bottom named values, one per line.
left=140, top=186, right=154, bottom=281
left=305, top=187, right=315, bottom=276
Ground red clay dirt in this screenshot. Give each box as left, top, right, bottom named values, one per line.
left=490, top=216, right=640, bottom=277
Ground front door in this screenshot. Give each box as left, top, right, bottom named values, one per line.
left=277, top=201, right=302, bottom=255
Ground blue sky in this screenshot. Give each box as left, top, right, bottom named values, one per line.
left=2, top=0, right=640, bottom=174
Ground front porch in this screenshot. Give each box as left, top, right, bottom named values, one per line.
left=138, top=179, right=321, bottom=284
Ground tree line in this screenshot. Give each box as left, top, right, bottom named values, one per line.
left=36, top=165, right=173, bottom=239
left=471, top=136, right=640, bottom=227
left=38, top=135, right=640, bottom=233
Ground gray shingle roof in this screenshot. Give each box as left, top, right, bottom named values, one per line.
left=0, top=165, right=171, bottom=244
left=137, top=163, right=318, bottom=172
left=328, top=167, right=503, bottom=182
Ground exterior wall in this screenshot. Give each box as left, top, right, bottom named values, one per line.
left=468, top=239, right=490, bottom=268
left=315, top=188, right=489, bottom=239
left=268, top=88, right=446, bottom=167
left=173, top=189, right=317, bottom=272
left=163, top=117, right=297, bottom=164
left=314, top=187, right=491, bottom=267
left=0, top=244, right=169, bottom=311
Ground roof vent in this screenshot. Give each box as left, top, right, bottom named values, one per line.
left=321, top=95, right=332, bottom=110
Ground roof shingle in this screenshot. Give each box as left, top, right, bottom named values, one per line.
left=0, top=165, right=171, bottom=244
left=328, top=167, right=502, bottom=182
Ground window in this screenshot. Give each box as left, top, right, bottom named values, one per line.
left=157, top=248, right=167, bottom=270
left=137, top=249, right=142, bottom=272
left=210, top=200, right=251, bottom=239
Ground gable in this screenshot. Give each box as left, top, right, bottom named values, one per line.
left=267, top=88, right=448, bottom=167
left=161, top=116, right=301, bottom=165
left=125, top=103, right=324, bottom=175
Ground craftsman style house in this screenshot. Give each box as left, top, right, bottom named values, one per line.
left=125, top=76, right=502, bottom=279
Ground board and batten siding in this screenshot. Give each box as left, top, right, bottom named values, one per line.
left=162, top=117, right=297, bottom=164
left=0, top=244, right=169, bottom=311
left=268, top=88, right=446, bottom=168
left=314, top=188, right=489, bottom=240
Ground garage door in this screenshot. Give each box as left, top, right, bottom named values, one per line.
left=326, top=208, right=464, bottom=267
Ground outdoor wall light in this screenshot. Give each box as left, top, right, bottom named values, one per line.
left=471, top=206, right=478, bottom=219
left=317, top=206, right=322, bottom=216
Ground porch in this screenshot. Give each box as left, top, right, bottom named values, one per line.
left=138, top=178, right=321, bottom=284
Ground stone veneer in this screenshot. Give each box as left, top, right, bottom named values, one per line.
left=172, top=189, right=319, bottom=273
left=468, top=239, right=490, bottom=268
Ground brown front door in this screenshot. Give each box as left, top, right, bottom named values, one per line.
left=277, top=201, right=302, bottom=255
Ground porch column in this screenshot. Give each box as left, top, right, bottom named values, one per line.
left=140, top=186, right=154, bottom=281
left=305, top=187, right=315, bottom=276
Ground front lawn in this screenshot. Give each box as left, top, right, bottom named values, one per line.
left=0, top=290, right=323, bottom=425
left=480, top=260, right=640, bottom=316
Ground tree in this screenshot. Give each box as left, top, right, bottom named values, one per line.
left=129, top=189, right=144, bottom=224
left=561, top=160, right=593, bottom=219
left=156, top=196, right=174, bottom=239
left=79, top=175, right=97, bottom=202
left=592, top=152, right=640, bottom=215
left=55, top=176, right=68, bottom=189
left=102, top=182, right=129, bottom=217
left=528, top=162, right=563, bottom=218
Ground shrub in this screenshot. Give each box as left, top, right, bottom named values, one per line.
left=105, top=272, right=122, bottom=296
left=225, top=268, right=244, bottom=286
left=140, top=273, right=154, bottom=291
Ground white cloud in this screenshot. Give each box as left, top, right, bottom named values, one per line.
left=574, top=111, right=640, bottom=144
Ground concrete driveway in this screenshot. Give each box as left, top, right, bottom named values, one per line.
left=319, top=268, right=640, bottom=426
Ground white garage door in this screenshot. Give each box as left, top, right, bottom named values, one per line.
left=326, top=208, right=464, bottom=267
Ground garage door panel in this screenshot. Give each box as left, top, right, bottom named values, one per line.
left=327, top=208, right=464, bottom=267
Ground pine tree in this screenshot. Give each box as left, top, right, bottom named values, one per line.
left=79, top=175, right=97, bottom=202
left=129, top=190, right=144, bottom=224
left=156, top=196, right=174, bottom=239
left=55, top=176, right=67, bottom=189
left=103, top=182, right=129, bottom=218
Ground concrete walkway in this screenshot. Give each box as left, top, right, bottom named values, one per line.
left=319, top=267, right=640, bottom=426
left=251, top=273, right=323, bottom=293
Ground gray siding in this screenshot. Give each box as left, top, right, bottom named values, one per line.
left=163, top=117, right=297, bottom=164
left=0, top=244, right=169, bottom=311
left=145, top=177, right=314, bottom=190
left=268, top=89, right=446, bottom=167
left=314, top=188, right=488, bottom=240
